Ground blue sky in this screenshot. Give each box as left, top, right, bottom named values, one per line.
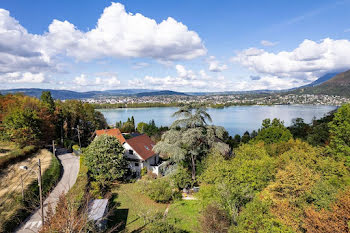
left=1, top=0, right=350, bottom=92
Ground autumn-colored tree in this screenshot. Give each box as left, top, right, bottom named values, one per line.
left=304, top=189, right=350, bottom=233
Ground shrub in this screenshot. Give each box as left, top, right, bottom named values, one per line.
left=146, top=178, right=180, bottom=203
left=141, top=167, right=147, bottom=176
left=171, top=166, right=192, bottom=190
left=84, top=135, right=128, bottom=187
left=199, top=204, right=230, bottom=233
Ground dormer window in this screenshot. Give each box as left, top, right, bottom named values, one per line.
left=129, top=149, right=133, bottom=155
left=144, top=146, right=149, bottom=150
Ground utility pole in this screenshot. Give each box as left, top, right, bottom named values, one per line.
left=38, top=159, right=44, bottom=225
left=20, top=174, right=24, bottom=200
left=77, top=125, right=81, bottom=150
left=52, top=140, right=55, bottom=156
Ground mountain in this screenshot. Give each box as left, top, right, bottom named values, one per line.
left=0, top=88, right=187, bottom=99
left=135, top=90, right=187, bottom=97
left=294, top=70, right=350, bottom=97
left=301, top=72, right=339, bottom=88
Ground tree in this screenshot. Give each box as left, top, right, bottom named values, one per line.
left=288, top=118, right=311, bottom=140
left=329, top=103, right=350, bottom=159
left=171, top=166, right=192, bottom=189
left=241, top=131, right=251, bottom=143
left=40, top=91, right=55, bottom=113
left=154, top=105, right=229, bottom=181
left=254, top=118, right=292, bottom=144
left=84, top=135, right=129, bottom=186
left=137, top=122, right=148, bottom=133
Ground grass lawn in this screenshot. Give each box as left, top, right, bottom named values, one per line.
left=109, top=182, right=168, bottom=232
left=167, top=200, right=202, bottom=233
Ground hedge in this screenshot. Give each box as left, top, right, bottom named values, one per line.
left=1, top=152, right=62, bottom=233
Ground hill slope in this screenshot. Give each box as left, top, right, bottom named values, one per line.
left=295, top=70, right=350, bottom=97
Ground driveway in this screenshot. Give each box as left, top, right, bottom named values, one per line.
left=16, top=151, right=80, bottom=233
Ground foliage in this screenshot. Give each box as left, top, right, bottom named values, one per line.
left=329, top=103, right=350, bottom=159
left=288, top=117, right=311, bottom=140
left=199, top=203, right=230, bottom=233
left=254, top=118, right=292, bottom=144
left=199, top=144, right=276, bottom=221
left=171, top=166, right=193, bottom=189
left=241, top=131, right=251, bottom=143
left=84, top=135, right=128, bottom=187
left=40, top=91, right=55, bottom=113
left=154, top=105, right=229, bottom=181
left=304, top=189, right=350, bottom=233
left=66, top=156, right=89, bottom=208
left=137, top=121, right=148, bottom=133
left=141, top=167, right=148, bottom=176
left=145, top=178, right=181, bottom=203
left=232, top=196, right=293, bottom=233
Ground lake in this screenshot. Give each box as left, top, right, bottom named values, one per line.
left=98, top=105, right=337, bottom=136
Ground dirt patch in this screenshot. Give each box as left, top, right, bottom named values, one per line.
left=0, top=149, right=52, bottom=199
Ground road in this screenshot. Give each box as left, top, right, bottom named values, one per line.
left=16, top=151, right=80, bottom=233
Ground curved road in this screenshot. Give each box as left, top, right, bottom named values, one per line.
left=17, top=151, right=80, bottom=233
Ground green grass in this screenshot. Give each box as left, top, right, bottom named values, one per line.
left=167, top=200, right=201, bottom=233
left=109, top=182, right=168, bottom=232
left=66, top=155, right=88, bottom=208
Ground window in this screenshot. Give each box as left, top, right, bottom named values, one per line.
left=129, top=149, right=133, bottom=155
left=135, top=163, right=139, bottom=167
left=144, top=146, right=149, bottom=150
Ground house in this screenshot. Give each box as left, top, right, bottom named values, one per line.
left=95, top=129, right=161, bottom=176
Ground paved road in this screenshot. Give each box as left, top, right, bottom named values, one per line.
left=17, top=152, right=80, bottom=233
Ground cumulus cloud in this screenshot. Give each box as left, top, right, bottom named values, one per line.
left=260, top=40, right=278, bottom=47
left=0, top=9, right=54, bottom=79
left=0, top=3, right=205, bottom=87
left=43, top=3, right=206, bottom=61
left=232, top=38, right=350, bottom=82
left=128, top=64, right=227, bottom=91
left=0, top=72, right=46, bottom=83
left=73, top=73, right=121, bottom=89
left=208, top=56, right=227, bottom=72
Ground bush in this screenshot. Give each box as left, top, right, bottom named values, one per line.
left=141, top=167, right=148, bottom=176
left=199, top=204, right=230, bottom=233
left=171, top=166, right=192, bottom=190
left=146, top=178, right=180, bottom=203
left=84, top=135, right=129, bottom=187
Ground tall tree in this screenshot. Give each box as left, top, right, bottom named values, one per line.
left=154, top=105, right=229, bottom=181
left=40, top=91, right=55, bottom=113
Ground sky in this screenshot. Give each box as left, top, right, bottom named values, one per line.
left=1, top=0, right=350, bottom=92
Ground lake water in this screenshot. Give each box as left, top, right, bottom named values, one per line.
left=98, top=105, right=337, bottom=136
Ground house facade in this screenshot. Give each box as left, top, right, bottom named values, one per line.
left=95, top=129, right=161, bottom=176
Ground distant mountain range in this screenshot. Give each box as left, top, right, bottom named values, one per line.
left=1, top=70, right=350, bottom=99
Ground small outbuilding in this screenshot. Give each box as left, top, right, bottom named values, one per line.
left=87, top=199, right=109, bottom=230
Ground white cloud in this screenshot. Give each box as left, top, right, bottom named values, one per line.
left=0, top=72, right=46, bottom=83
left=232, top=38, right=350, bottom=82
left=73, top=72, right=121, bottom=89
left=208, top=56, right=227, bottom=72
left=128, top=64, right=228, bottom=91
left=43, top=3, right=206, bottom=61
left=73, top=74, right=88, bottom=86
left=260, top=40, right=278, bottom=47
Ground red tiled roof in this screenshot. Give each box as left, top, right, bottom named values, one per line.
left=95, top=128, right=126, bottom=144
left=126, top=134, right=156, bottom=161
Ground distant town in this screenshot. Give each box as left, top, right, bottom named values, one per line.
left=83, top=93, right=350, bottom=107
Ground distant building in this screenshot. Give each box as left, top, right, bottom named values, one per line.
left=95, top=129, right=162, bottom=176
